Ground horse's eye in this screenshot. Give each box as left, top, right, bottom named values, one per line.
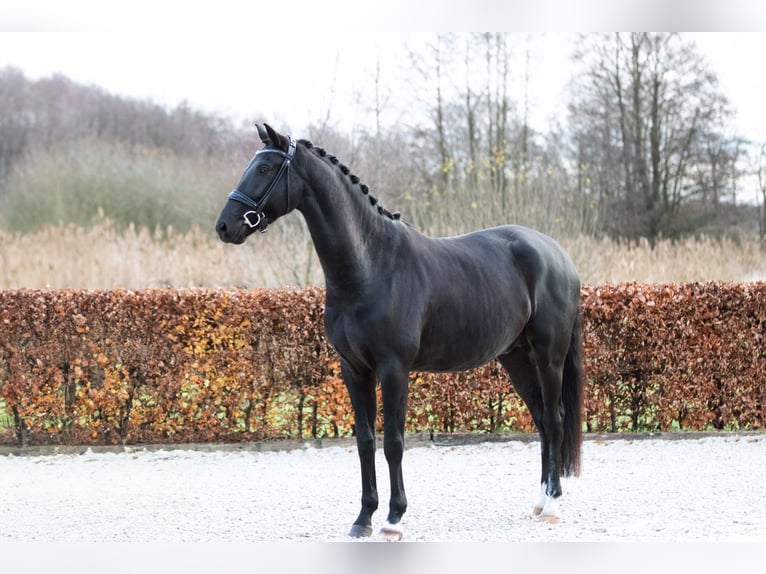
left=258, top=165, right=270, bottom=175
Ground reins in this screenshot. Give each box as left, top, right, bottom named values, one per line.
left=227, top=135, right=296, bottom=233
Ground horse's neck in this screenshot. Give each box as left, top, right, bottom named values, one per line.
left=297, top=165, right=399, bottom=298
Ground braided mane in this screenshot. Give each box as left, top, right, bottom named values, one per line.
left=299, top=139, right=401, bottom=222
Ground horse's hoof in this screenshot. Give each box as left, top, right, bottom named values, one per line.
left=533, top=506, right=543, bottom=516
left=378, top=521, right=404, bottom=542
left=539, top=514, right=561, bottom=525
left=348, top=524, right=373, bottom=538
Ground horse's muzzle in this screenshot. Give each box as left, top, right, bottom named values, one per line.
left=216, top=219, right=245, bottom=244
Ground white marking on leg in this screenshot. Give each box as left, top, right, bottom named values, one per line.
left=379, top=520, right=404, bottom=541
left=382, top=520, right=404, bottom=535
left=541, top=494, right=560, bottom=519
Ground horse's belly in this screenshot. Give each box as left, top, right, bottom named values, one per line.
left=412, top=352, right=500, bottom=373
left=412, top=321, right=523, bottom=372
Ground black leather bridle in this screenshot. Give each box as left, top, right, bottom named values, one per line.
left=227, top=135, right=296, bottom=233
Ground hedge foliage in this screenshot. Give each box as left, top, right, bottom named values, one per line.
left=582, top=282, right=765, bottom=432
left=1, top=282, right=764, bottom=446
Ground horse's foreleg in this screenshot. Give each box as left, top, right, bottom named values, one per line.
left=342, top=362, right=379, bottom=538
left=378, top=360, right=409, bottom=541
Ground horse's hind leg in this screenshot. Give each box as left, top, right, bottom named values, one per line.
left=342, top=360, right=379, bottom=538
left=498, top=350, right=551, bottom=517
left=499, top=335, right=566, bottom=523
left=530, top=322, right=572, bottom=523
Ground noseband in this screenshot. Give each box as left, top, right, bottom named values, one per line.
left=228, top=136, right=296, bottom=233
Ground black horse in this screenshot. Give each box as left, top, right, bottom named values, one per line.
left=216, top=124, right=583, bottom=540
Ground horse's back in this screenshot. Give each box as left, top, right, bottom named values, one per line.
left=419, top=224, right=579, bottom=307
left=406, top=224, right=578, bottom=372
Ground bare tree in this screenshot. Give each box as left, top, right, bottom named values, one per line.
left=0, top=68, right=31, bottom=187
left=401, top=33, right=595, bottom=237
left=568, top=33, right=740, bottom=241
left=483, top=33, right=511, bottom=209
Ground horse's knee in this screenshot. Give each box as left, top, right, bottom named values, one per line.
left=355, top=429, right=376, bottom=454
left=383, top=433, right=404, bottom=463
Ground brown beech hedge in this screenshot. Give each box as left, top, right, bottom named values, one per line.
left=1, top=282, right=764, bottom=446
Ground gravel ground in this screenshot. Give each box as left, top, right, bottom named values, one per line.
left=0, top=435, right=764, bottom=542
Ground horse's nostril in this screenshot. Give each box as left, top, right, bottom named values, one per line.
left=217, top=220, right=227, bottom=233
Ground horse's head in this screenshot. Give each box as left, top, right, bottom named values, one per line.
left=216, top=123, right=299, bottom=244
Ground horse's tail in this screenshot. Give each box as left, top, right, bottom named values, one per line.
left=561, top=309, right=584, bottom=477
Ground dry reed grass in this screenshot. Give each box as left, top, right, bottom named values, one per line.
left=1, top=218, right=763, bottom=289
left=0, top=217, right=323, bottom=290
left=563, top=234, right=766, bottom=284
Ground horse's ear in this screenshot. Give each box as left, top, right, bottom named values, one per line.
left=256, top=123, right=270, bottom=144
left=257, top=122, right=289, bottom=151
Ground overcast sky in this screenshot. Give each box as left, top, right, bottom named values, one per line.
left=2, top=3, right=766, bottom=184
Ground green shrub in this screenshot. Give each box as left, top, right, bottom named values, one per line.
left=0, top=138, right=238, bottom=233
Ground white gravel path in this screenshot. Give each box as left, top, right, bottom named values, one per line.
left=0, top=435, right=764, bottom=542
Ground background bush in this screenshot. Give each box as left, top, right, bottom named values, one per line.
left=1, top=283, right=763, bottom=446
left=0, top=139, right=238, bottom=233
